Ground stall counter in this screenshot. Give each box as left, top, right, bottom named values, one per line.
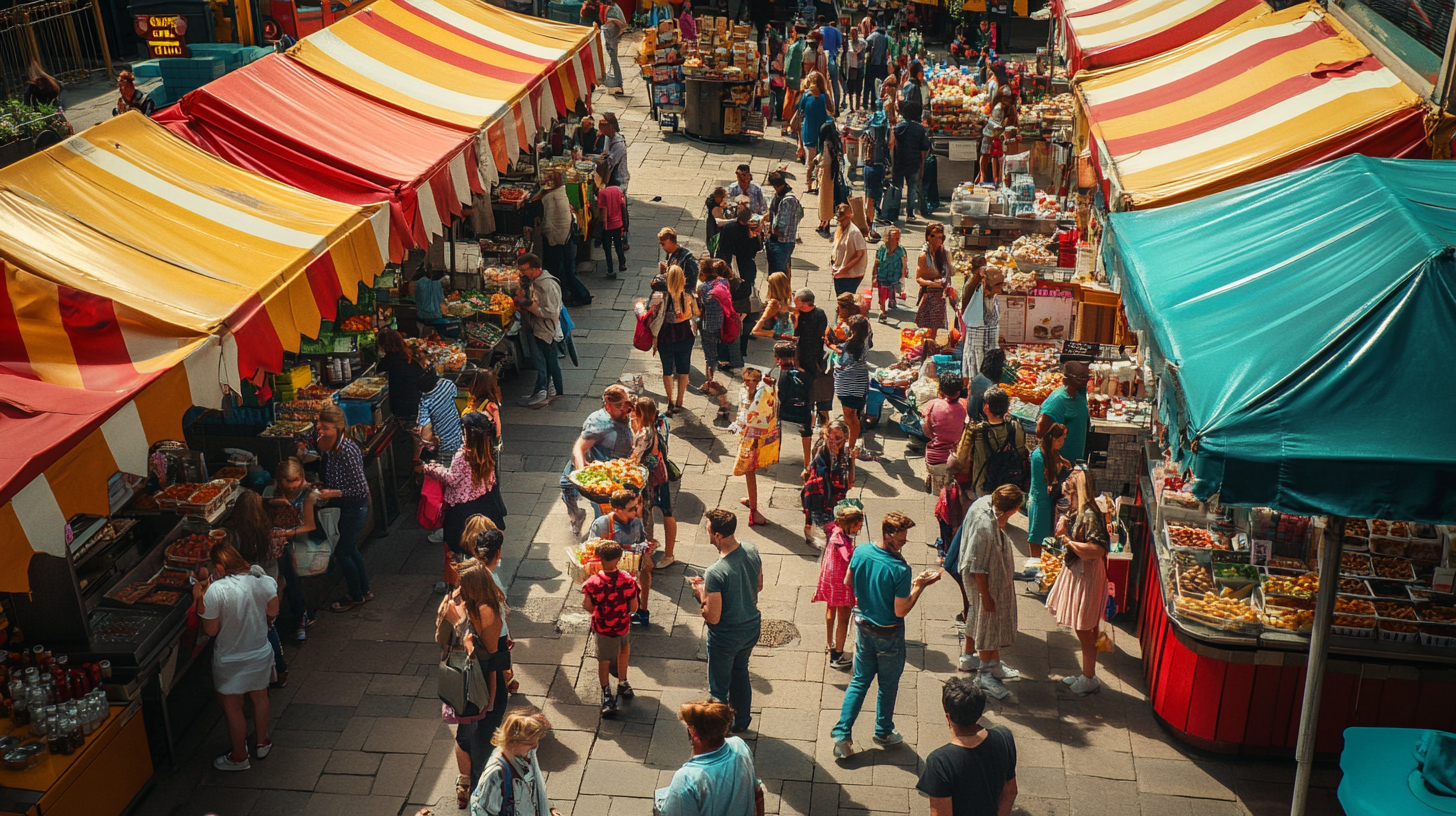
left=0, top=700, right=152, bottom=816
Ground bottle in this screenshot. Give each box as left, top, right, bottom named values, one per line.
left=10, top=686, right=29, bottom=726
left=47, top=717, right=69, bottom=755
left=30, top=702, right=47, bottom=738
left=69, top=715, right=85, bottom=752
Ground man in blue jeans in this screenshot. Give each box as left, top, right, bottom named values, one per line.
left=766, top=171, right=803, bottom=274
left=883, top=100, right=931, bottom=223
left=690, top=508, right=763, bottom=733
left=832, top=511, right=940, bottom=759
left=514, top=253, right=564, bottom=408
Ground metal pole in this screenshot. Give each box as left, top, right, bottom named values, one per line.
left=1290, top=514, right=1345, bottom=816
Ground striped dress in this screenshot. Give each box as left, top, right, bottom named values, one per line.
left=959, top=496, right=1019, bottom=650
left=832, top=345, right=871, bottom=399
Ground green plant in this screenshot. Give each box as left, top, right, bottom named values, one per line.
left=0, top=98, right=70, bottom=142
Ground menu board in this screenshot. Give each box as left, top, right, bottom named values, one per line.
left=996, top=288, right=1075, bottom=343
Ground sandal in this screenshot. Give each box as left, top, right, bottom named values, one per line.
left=739, top=497, right=751, bottom=507
left=330, top=600, right=357, bottom=613
left=456, top=773, right=470, bottom=809
left=507, top=680, right=520, bottom=694
left=665, top=405, right=680, bottom=417
left=362, top=592, right=375, bottom=603
left=748, top=510, right=768, bottom=526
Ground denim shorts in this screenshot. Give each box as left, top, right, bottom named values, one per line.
left=651, top=482, right=674, bottom=517
left=659, top=337, right=694, bottom=376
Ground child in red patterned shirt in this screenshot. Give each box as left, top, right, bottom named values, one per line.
left=582, top=541, right=639, bottom=716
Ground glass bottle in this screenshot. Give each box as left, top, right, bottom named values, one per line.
left=10, top=687, right=29, bottom=726
left=69, top=715, right=85, bottom=752
left=46, top=716, right=69, bottom=755
left=30, top=703, right=47, bottom=738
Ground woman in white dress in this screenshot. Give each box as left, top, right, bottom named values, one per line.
left=197, top=540, right=280, bottom=771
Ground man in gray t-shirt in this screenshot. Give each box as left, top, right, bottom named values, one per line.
left=689, top=509, right=763, bottom=733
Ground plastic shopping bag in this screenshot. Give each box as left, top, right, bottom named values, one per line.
left=1095, top=620, right=1116, bottom=653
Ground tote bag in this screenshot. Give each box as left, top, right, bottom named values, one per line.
left=418, top=477, right=445, bottom=531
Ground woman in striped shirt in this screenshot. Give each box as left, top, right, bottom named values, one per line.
left=832, top=315, right=872, bottom=452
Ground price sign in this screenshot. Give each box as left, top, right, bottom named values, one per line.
left=1061, top=340, right=1101, bottom=362
left=134, top=15, right=189, bottom=58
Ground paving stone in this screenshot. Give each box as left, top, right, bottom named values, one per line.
left=334, top=717, right=377, bottom=752
left=291, top=673, right=373, bottom=708
left=362, top=717, right=440, bottom=755
left=203, top=746, right=330, bottom=791
left=314, top=774, right=375, bottom=795
left=580, top=759, right=663, bottom=796
left=754, top=737, right=817, bottom=782
left=324, top=750, right=382, bottom=776
left=1063, top=744, right=1136, bottom=780
left=372, top=753, right=426, bottom=797
left=302, top=793, right=406, bottom=816
left=367, top=673, right=425, bottom=696
left=1132, top=758, right=1237, bottom=801
left=1067, top=776, right=1140, bottom=816
left=247, top=790, right=312, bottom=816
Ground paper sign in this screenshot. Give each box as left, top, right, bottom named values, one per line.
left=948, top=140, right=979, bottom=163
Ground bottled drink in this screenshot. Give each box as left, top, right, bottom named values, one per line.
left=30, top=703, right=47, bottom=738
left=11, top=689, right=29, bottom=726
left=47, top=717, right=70, bottom=755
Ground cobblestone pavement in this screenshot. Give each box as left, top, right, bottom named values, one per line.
left=136, top=34, right=1345, bottom=816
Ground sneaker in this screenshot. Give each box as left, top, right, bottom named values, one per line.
left=616, top=681, right=635, bottom=700
left=526, top=391, right=551, bottom=409
left=427, top=529, right=445, bottom=544
left=214, top=752, right=251, bottom=772
left=517, top=390, right=547, bottom=407
left=601, top=691, right=618, bottom=716
left=566, top=504, right=587, bottom=538
left=878, top=314, right=888, bottom=324
left=547, top=383, right=558, bottom=398
left=979, top=673, right=1011, bottom=700
left=1070, top=675, right=1102, bottom=696
left=906, top=215, right=920, bottom=224
left=830, top=652, right=853, bottom=670
left=655, top=553, right=676, bottom=569
left=632, top=610, right=650, bottom=627
left=855, top=448, right=879, bottom=463
left=873, top=730, right=904, bottom=746
left=1062, top=674, right=1081, bottom=686
left=957, top=654, right=983, bottom=673
left=255, top=740, right=273, bottom=759
left=988, top=662, right=1021, bottom=682
left=295, top=627, right=307, bottom=642
left=833, top=739, right=855, bottom=759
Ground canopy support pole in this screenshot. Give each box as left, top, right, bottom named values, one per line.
left=1290, top=514, right=1344, bottom=816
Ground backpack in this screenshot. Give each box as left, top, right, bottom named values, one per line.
left=776, top=366, right=811, bottom=425
left=979, top=422, right=1028, bottom=493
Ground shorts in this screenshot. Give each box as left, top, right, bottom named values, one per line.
left=815, top=399, right=833, bottom=414
left=838, top=394, right=866, bottom=412
left=650, top=482, right=674, bottom=517
left=595, top=628, right=632, bottom=658
left=658, top=337, right=694, bottom=377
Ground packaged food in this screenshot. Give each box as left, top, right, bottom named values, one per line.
left=1338, top=578, right=1370, bottom=596
left=1178, top=565, right=1214, bottom=596
left=1167, top=523, right=1218, bottom=551
left=1371, top=556, right=1415, bottom=581
left=1264, top=572, right=1318, bottom=598
left=1368, top=537, right=1407, bottom=558
left=1339, top=552, right=1373, bottom=577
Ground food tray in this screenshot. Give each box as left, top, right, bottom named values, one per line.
left=1263, top=570, right=1318, bottom=600
left=211, top=466, right=248, bottom=481
left=1175, top=563, right=1215, bottom=597
left=1343, top=536, right=1369, bottom=552
left=568, top=461, right=649, bottom=503
left=1334, top=597, right=1377, bottom=616
left=262, top=420, right=314, bottom=438
left=1370, top=556, right=1416, bottom=582
left=1420, top=629, right=1456, bottom=649
left=1212, top=563, right=1262, bottom=589
left=1368, top=520, right=1407, bottom=538
left=1165, top=521, right=1224, bottom=552
left=105, top=578, right=155, bottom=604
left=1332, top=614, right=1376, bottom=638
left=165, top=532, right=216, bottom=569
left=1344, top=518, right=1371, bottom=538
left=1407, top=538, right=1443, bottom=563
left=1409, top=586, right=1454, bottom=603
left=1418, top=610, right=1456, bottom=648
left=1339, top=552, right=1373, bottom=577
left=175, top=480, right=238, bottom=518
left=1368, top=536, right=1407, bottom=558
left=1175, top=604, right=1263, bottom=635
left=1377, top=617, right=1419, bottom=643
left=1368, top=579, right=1412, bottom=598
left=1338, top=577, right=1371, bottom=596
left=1260, top=602, right=1313, bottom=635
left=155, top=482, right=201, bottom=510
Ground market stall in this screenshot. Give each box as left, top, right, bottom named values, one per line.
left=647, top=15, right=763, bottom=141
left=1074, top=4, right=1431, bottom=210
left=1052, top=0, right=1268, bottom=76
left=154, top=54, right=485, bottom=263
left=1104, top=154, right=1456, bottom=756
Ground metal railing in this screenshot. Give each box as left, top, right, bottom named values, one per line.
left=0, top=0, right=113, bottom=99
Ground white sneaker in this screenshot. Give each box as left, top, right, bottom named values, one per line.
left=988, top=662, right=1021, bottom=682
left=872, top=731, right=904, bottom=746
left=517, top=390, right=547, bottom=407
left=214, top=753, right=251, bottom=771
left=957, top=654, right=983, bottom=673
left=526, top=391, right=551, bottom=408
left=427, top=529, right=445, bottom=544
left=979, top=673, right=1011, bottom=700
left=548, top=383, right=558, bottom=398
left=1062, top=674, right=1080, bottom=686
left=1070, top=675, right=1102, bottom=696
left=254, top=741, right=272, bottom=759
left=832, top=739, right=855, bottom=759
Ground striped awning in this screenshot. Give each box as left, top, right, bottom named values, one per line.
left=0, top=258, right=229, bottom=589
left=1057, top=0, right=1270, bottom=75
left=1076, top=4, right=1430, bottom=210
left=0, top=112, right=390, bottom=381
left=284, top=0, right=604, bottom=172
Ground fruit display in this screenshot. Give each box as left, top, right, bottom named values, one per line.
left=1265, top=573, right=1318, bottom=598
left=1372, top=556, right=1415, bottom=581
left=338, top=315, right=372, bottom=332
left=926, top=67, right=989, bottom=135
left=407, top=337, right=467, bottom=373
left=1178, top=565, right=1213, bottom=596
left=1340, top=552, right=1372, bottom=576
left=570, top=460, right=648, bottom=499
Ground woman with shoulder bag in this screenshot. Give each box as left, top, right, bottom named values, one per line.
left=1045, top=466, right=1110, bottom=697
left=439, top=558, right=510, bottom=806
left=652, top=266, right=699, bottom=416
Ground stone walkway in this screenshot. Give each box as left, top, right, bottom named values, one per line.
left=134, top=34, right=1345, bottom=816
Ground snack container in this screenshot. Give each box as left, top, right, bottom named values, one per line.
left=1331, top=614, right=1376, bottom=638
left=1368, top=536, right=1407, bottom=558
left=1418, top=617, right=1456, bottom=649
left=1376, top=616, right=1420, bottom=643
left=1370, top=555, right=1417, bottom=583
left=1342, top=536, right=1369, bottom=552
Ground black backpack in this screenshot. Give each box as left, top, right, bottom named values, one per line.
left=777, top=366, right=811, bottom=425
left=979, top=423, right=1028, bottom=493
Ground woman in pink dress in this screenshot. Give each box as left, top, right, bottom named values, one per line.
left=813, top=504, right=862, bottom=670
left=1044, top=466, right=1110, bottom=696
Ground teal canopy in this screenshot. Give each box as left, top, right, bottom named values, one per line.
left=1104, top=155, right=1456, bottom=524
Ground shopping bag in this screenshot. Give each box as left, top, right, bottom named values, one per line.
left=294, top=507, right=338, bottom=577
left=418, top=477, right=445, bottom=530
left=633, top=308, right=656, bottom=352
left=1095, top=620, right=1115, bottom=653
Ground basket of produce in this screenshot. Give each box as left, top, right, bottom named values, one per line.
left=568, top=459, right=648, bottom=503
left=1173, top=590, right=1262, bottom=634
left=166, top=532, right=216, bottom=570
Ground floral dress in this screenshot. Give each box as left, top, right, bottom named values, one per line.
left=732, top=379, right=780, bottom=476
left=915, top=243, right=951, bottom=329
left=813, top=522, right=857, bottom=608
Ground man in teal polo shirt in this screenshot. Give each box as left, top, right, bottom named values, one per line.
left=831, top=511, right=940, bottom=760
left=1037, top=361, right=1091, bottom=462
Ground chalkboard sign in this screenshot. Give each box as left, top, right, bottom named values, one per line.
left=1061, top=340, right=1101, bottom=362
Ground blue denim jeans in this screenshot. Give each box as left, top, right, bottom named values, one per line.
left=883, top=168, right=923, bottom=222
left=266, top=625, right=288, bottom=674
left=863, top=163, right=886, bottom=215
left=529, top=332, right=563, bottom=396
left=706, top=623, right=760, bottom=731
left=277, top=543, right=308, bottom=623
left=831, top=623, right=906, bottom=741
left=766, top=239, right=795, bottom=274
left=332, top=501, right=371, bottom=603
